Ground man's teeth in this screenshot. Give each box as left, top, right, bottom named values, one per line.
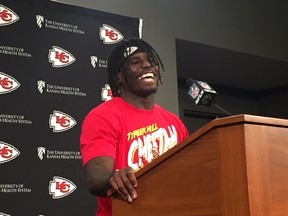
left=139, top=73, right=154, bottom=79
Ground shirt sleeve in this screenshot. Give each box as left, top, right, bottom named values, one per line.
left=176, top=117, right=189, bottom=142
left=80, top=111, right=119, bottom=166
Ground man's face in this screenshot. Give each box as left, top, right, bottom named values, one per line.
left=120, top=52, right=159, bottom=97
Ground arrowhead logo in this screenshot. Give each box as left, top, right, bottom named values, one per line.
left=99, top=24, right=124, bottom=44
left=49, top=176, right=77, bottom=199
left=0, top=72, right=20, bottom=94
left=124, top=46, right=138, bottom=57
left=48, top=46, right=76, bottom=67
left=0, top=4, right=19, bottom=26
left=0, top=141, right=20, bottom=164
left=49, top=110, right=77, bottom=132
left=0, top=212, right=11, bottom=216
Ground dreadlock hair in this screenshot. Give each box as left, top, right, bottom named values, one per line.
left=107, top=38, right=164, bottom=97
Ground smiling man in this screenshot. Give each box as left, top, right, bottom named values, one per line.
left=80, top=38, right=188, bottom=216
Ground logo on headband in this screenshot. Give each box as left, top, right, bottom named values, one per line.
left=123, top=46, right=138, bottom=58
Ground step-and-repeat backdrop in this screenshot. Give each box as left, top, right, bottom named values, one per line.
left=0, top=0, right=142, bottom=215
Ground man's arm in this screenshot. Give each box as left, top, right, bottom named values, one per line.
left=84, top=156, right=138, bottom=202
left=84, top=156, right=114, bottom=197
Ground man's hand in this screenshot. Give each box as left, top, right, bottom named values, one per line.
left=108, top=166, right=138, bottom=203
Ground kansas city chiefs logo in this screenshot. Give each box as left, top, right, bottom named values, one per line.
left=0, top=141, right=20, bottom=164
left=99, top=24, right=124, bottom=44
left=48, top=46, right=76, bottom=67
left=101, top=84, right=113, bottom=101
left=0, top=72, right=20, bottom=94
left=49, top=110, right=77, bottom=132
left=0, top=212, right=11, bottom=216
left=0, top=4, right=19, bottom=26
left=49, top=176, right=77, bottom=199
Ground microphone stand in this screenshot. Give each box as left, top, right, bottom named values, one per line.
left=212, top=103, right=233, bottom=116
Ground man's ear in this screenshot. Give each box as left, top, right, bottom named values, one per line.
left=116, top=71, right=123, bottom=85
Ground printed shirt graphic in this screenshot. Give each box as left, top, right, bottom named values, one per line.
left=126, top=123, right=178, bottom=171
left=80, top=97, right=188, bottom=216
left=81, top=97, right=188, bottom=168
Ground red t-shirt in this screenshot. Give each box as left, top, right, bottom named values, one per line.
left=80, top=97, right=188, bottom=216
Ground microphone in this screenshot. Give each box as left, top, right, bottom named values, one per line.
left=186, top=78, right=232, bottom=116
left=186, top=78, right=217, bottom=107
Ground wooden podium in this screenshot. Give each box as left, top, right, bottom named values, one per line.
left=111, top=114, right=288, bottom=216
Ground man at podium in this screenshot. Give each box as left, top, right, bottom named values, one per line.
left=80, top=38, right=188, bottom=216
